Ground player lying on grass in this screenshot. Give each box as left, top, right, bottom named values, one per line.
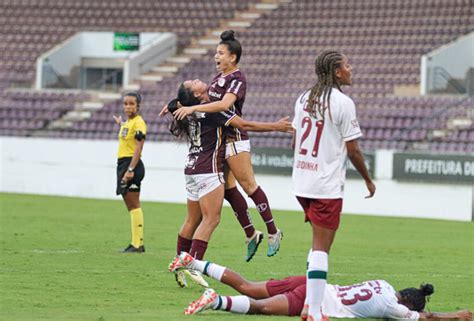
left=172, top=252, right=472, bottom=320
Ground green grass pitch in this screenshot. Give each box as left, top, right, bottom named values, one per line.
left=0, top=193, right=472, bottom=320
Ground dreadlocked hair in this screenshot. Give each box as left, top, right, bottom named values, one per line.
left=399, top=283, right=434, bottom=312
left=306, top=49, right=344, bottom=121
left=168, top=83, right=201, bottom=141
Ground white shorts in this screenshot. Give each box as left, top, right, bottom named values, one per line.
left=185, top=172, right=224, bottom=201
left=225, top=140, right=251, bottom=160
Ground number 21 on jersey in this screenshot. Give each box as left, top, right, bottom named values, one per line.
left=299, top=116, right=324, bottom=158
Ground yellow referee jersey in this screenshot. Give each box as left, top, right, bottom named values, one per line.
left=117, top=115, right=147, bottom=158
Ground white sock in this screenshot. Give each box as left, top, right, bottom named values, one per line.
left=307, top=251, right=328, bottom=320
left=191, top=259, right=226, bottom=281
left=214, top=296, right=250, bottom=314
left=305, top=249, right=313, bottom=307
left=189, top=258, right=205, bottom=271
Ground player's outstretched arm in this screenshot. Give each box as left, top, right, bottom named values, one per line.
left=173, top=93, right=237, bottom=120
left=229, top=116, right=293, bottom=133
left=419, top=310, right=472, bottom=321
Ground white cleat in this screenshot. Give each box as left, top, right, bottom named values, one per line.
left=175, top=270, right=188, bottom=288
left=267, top=229, right=283, bottom=257
left=184, top=269, right=209, bottom=288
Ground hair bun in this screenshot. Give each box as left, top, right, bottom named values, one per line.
left=420, top=284, right=434, bottom=296
left=220, top=30, right=235, bottom=41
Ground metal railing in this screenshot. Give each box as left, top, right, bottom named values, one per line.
left=430, top=66, right=467, bottom=95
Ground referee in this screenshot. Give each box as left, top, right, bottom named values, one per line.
left=113, top=91, right=147, bottom=253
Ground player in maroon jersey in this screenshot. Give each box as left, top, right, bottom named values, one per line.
left=173, top=252, right=472, bottom=321
left=167, top=81, right=292, bottom=288
left=167, top=30, right=283, bottom=262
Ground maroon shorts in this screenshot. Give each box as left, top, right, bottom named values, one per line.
left=266, top=276, right=306, bottom=316
left=296, top=197, right=343, bottom=230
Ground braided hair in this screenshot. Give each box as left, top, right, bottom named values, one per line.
left=399, top=283, right=434, bottom=312
left=306, top=50, right=344, bottom=121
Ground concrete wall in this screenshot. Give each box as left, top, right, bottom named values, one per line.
left=0, top=137, right=472, bottom=221
left=35, top=32, right=176, bottom=89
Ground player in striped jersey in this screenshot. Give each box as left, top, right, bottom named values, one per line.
left=170, top=30, right=283, bottom=262
left=175, top=252, right=472, bottom=321
left=167, top=81, right=292, bottom=288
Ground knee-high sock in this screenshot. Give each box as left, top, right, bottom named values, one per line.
left=188, top=259, right=226, bottom=281
left=177, top=234, right=192, bottom=255
left=225, top=187, right=255, bottom=238
left=130, top=208, right=144, bottom=247
left=307, top=251, right=328, bottom=320
left=189, top=239, right=208, bottom=260
left=249, top=186, right=277, bottom=234
left=212, top=295, right=250, bottom=314
left=304, top=249, right=313, bottom=307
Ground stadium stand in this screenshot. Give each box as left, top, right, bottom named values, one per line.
left=0, top=0, right=473, bottom=153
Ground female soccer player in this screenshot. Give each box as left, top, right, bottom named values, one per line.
left=113, top=92, right=147, bottom=253
left=168, top=30, right=283, bottom=261
left=175, top=252, right=472, bottom=321
left=291, top=50, right=376, bottom=320
left=166, top=81, right=292, bottom=287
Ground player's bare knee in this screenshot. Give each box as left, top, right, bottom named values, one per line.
left=241, top=181, right=258, bottom=196
left=203, top=215, right=220, bottom=229
left=252, top=301, right=269, bottom=314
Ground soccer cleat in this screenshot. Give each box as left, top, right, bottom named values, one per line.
left=169, top=251, right=194, bottom=273
left=245, top=230, right=263, bottom=262
left=267, top=229, right=283, bottom=257
left=175, top=270, right=188, bottom=288
left=184, top=269, right=209, bottom=288
left=184, top=288, right=218, bottom=315
left=168, top=256, right=180, bottom=272
left=121, top=244, right=145, bottom=253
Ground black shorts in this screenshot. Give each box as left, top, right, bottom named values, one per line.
left=116, top=157, right=145, bottom=195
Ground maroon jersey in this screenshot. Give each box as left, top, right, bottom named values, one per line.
left=184, top=110, right=237, bottom=175
left=208, top=69, right=249, bottom=142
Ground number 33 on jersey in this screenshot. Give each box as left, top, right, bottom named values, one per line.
left=292, top=88, right=362, bottom=199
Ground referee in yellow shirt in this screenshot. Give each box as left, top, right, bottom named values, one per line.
left=113, top=91, right=147, bottom=253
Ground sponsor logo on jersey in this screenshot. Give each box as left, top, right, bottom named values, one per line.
left=209, top=91, right=222, bottom=99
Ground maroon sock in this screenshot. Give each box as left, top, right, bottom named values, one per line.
left=189, top=239, right=208, bottom=260
left=225, top=187, right=255, bottom=238
left=249, top=186, right=277, bottom=234
left=177, top=234, right=192, bottom=255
